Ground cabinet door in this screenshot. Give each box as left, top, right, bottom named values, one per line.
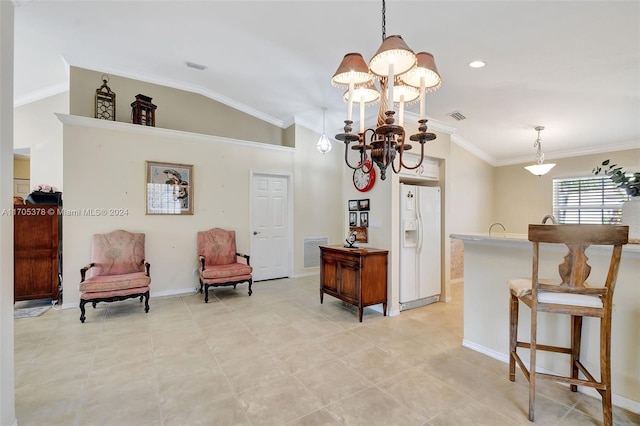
left=14, top=207, right=59, bottom=301
left=338, top=260, right=360, bottom=303
left=321, top=256, right=338, bottom=293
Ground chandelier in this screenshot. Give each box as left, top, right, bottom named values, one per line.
left=331, top=0, right=441, bottom=180
left=524, top=126, right=556, bottom=176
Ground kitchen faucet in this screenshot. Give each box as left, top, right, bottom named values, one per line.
left=489, top=222, right=506, bottom=236
left=542, top=215, right=558, bottom=224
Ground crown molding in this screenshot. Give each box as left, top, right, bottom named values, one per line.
left=14, top=82, right=68, bottom=107
left=495, top=139, right=640, bottom=167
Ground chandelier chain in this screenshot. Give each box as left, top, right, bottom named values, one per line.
left=381, top=0, right=386, bottom=41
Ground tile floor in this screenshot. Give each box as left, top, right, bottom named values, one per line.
left=14, top=277, right=640, bottom=425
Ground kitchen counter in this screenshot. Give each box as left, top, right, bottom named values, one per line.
left=450, top=232, right=640, bottom=411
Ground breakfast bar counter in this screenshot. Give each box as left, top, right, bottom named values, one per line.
left=450, top=232, right=640, bottom=410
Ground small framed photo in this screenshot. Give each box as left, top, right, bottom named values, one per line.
left=146, top=161, right=193, bottom=215
left=360, top=212, right=369, bottom=227
left=348, top=200, right=359, bottom=211
left=349, top=212, right=358, bottom=226
left=358, top=199, right=370, bottom=211
left=350, top=226, right=368, bottom=243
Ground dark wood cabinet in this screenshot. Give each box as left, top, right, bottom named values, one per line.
left=14, top=203, right=61, bottom=302
left=319, top=245, right=388, bottom=322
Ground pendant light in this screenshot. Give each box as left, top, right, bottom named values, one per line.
left=316, top=107, right=332, bottom=154
left=524, top=126, right=556, bottom=176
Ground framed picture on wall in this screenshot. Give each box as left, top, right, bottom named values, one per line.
left=146, top=161, right=193, bottom=215
left=348, top=200, right=359, bottom=211
left=349, top=212, right=358, bottom=226
left=360, top=212, right=369, bottom=227
left=349, top=226, right=368, bottom=243
left=358, top=199, right=370, bottom=211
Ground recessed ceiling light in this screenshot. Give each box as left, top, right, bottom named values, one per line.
left=469, top=60, right=486, bottom=68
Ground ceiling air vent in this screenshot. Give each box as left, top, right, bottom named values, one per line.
left=186, top=61, right=207, bottom=71
left=448, top=110, right=466, bottom=121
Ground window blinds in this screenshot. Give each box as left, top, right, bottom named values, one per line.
left=553, top=176, right=629, bottom=224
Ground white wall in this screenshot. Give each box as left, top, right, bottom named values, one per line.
left=14, top=92, right=67, bottom=191
left=0, top=2, right=16, bottom=425
left=60, top=116, right=345, bottom=308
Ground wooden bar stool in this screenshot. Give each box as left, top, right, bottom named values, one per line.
left=508, top=224, right=628, bottom=425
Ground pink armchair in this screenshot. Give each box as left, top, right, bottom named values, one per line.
left=197, top=228, right=252, bottom=302
left=79, top=230, right=151, bottom=322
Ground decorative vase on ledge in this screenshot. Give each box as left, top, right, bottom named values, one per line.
left=621, top=197, right=640, bottom=242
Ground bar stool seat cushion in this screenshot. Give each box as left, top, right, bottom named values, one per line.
left=508, top=278, right=603, bottom=308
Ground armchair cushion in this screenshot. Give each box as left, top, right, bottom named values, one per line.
left=200, top=263, right=252, bottom=282
left=89, top=230, right=146, bottom=277
left=197, top=228, right=237, bottom=266
left=79, top=271, right=150, bottom=293
left=80, top=286, right=150, bottom=301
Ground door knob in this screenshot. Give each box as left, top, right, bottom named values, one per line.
left=253, top=231, right=260, bottom=235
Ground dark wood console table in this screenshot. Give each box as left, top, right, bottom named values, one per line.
left=319, top=245, right=388, bottom=322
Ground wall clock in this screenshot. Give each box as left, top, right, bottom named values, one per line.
left=353, top=160, right=376, bottom=192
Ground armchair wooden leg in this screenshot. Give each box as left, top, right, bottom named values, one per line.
left=248, top=279, right=253, bottom=296
left=204, top=284, right=209, bottom=303
left=79, top=300, right=87, bottom=323
left=571, top=315, right=583, bottom=392
left=144, top=291, right=150, bottom=313
left=509, top=293, right=519, bottom=382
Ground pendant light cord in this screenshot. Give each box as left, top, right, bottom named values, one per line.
left=322, top=107, right=327, bottom=134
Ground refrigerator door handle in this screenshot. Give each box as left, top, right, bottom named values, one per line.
left=416, top=189, right=424, bottom=253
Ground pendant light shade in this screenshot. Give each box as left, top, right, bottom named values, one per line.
left=317, top=107, right=332, bottom=154
left=368, top=35, right=417, bottom=77
left=400, top=52, right=442, bottom=92
left=331, top=53, right=373, bottom=87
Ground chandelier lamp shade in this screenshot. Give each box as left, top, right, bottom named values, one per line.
left=524, top=126, right=556, bottom=176
left=331, top=0, right=441, bottom=180
left=316, top=107, right=332, bottom=154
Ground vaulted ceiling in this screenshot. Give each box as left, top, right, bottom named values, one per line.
left=13, top=1, right=640, bottom=165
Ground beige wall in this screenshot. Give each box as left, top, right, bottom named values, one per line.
left=61, top=116, right=345, bottom=307
left=14, top=92, right=67, bottom=190
left=70, top=67, right=284, bottom=146
left=292, top=125, right=345, bottom=273
left=13, top=157, right=29, bottom=179
left=494, top=149, right=640, bottom=234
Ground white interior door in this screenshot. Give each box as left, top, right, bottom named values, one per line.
left=250, top=173, right=290, bottom=281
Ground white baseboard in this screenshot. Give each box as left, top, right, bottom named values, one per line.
left=151, top=287, right=197, bottom=298
left=462, top=339, right=640, bottom=414
left=292, top=271, right=320, bottom=278
left=59, top=287, right=197, bottom=310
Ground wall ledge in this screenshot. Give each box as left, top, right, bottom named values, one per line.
left=55, top=113, right=296, bottom=154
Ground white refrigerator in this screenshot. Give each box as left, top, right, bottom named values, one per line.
left=399, top=184, right=441, bottom=311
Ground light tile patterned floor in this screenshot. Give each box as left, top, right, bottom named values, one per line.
left=14, top=277, right=640, bottom=425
